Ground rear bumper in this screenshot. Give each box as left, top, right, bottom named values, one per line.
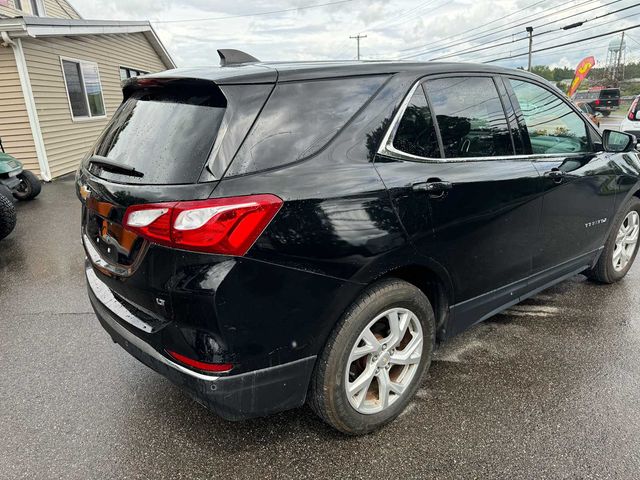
left=88, top=281, right=316, bottom=421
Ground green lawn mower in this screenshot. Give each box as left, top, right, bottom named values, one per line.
left=0, top=136, right=42, bottom=240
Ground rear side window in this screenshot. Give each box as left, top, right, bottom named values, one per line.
left=226, top=76, right=387, bottom=176
left=424, top=77, right=513, bottom=158
left=393, top=86, right=440, bottom=158
left=89, top=83, right=226, bottom=184
left=509, top=79, right=590, bottom=155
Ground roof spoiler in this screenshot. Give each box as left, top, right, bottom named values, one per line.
left=217, top=49, right=260, bottom=67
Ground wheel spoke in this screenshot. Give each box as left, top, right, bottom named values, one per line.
left=387, top=310, right=410, bottom=347
left=347, top=365, right=376, bottom=401
left=360, top=328, right=381, bottom=351
left=377, top=369, right=391, bottom=409
left=390, top=334, right=422, bottom=365
left=613, top=247, right=623, bottom=264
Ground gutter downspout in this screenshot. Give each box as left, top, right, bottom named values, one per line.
left=1, top=31, right=52, bottom=181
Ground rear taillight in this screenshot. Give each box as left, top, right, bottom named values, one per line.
left=629, top=99, right=639, bottom=120
left=166, top=350, right=233, bottom=373
left=595, top=99, right=600, bottom=106
left=123, top=194, right=282, bottom=255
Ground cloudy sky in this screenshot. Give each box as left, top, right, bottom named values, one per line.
left=74, top=0, right=639, bottom=70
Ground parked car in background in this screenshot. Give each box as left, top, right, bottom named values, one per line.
left=77, top=53, right=640, bottom=435
left=576, top=101, right=601, bottom=128
left=573, top=88, right=621, bottom=116
left=621, top=95, right=640, bottom=139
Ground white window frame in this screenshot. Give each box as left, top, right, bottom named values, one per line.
left=30, top=0, right=45, bottom=16
left=119, top=65, right=149, bottom=81
left=60, top=56, right=107, bottom=122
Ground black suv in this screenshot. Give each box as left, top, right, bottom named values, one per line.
left=573, top=88, right=621, bottom=116
left=77, top=51, right=640, bottom=434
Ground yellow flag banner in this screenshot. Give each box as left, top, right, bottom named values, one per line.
left=567, top=56, right=595, bottom=97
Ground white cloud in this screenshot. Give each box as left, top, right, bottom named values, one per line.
left=70, top=0, right=635, bottom=69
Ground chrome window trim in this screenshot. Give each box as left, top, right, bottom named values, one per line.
left=377, top=77, right=592, bottom=164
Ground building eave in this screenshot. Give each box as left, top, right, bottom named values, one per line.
left=0, top=17, right=176, bottom=68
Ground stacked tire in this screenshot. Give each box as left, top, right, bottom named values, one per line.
left=0, top=185, right=16, bottom=240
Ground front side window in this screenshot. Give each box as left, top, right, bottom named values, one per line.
left=424, top=77, right=513, bottom=158
left=392, top=86, right=440, bottom=158
left=61, top=59, right=106, bottom=119
left=509, top=79, right=590, bottom=154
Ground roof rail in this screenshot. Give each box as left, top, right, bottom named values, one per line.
left=217, top=49, right=260, bottom=67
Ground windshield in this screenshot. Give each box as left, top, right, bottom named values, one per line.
left=88, top=84, right=226, bottom=185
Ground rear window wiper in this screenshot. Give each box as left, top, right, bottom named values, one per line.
left=88, top=155, right=144, bottom=178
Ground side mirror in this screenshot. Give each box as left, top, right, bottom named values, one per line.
left=603, top=129, right=636, bottom=153
left=595, top=112, right=603, bottom=117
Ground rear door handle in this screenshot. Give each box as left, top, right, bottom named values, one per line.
left=544, top=168, right=565, bottom=183
left=412, top=179, right=452, bottom=196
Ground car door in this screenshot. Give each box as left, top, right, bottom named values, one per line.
left=375, top=74, right=541, bottom=336
left=505, top=77, right=618, bottom=284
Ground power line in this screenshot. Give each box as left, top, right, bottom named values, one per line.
left=152, top=0, right=355, bottom=24
left=483, top=23, right=640, bottom=63
left=334, top=0, right=446, bottom=59
left=473, top=15, right=626, bottom=63
left=398, top=0, right=550, bottom=53
left=425, top=2, right=640, bottom=62
left=333, top=0, right=442, bottom=59
left=398, top=0, right=609, bottom=59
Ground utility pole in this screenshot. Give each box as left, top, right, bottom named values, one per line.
left=349, top=34, right=367, bottom=60
left=526, top=26, right=534, bottom=71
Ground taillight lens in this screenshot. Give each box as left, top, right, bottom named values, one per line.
left=595, top=99, right=600, bottom=106
left=629, top=98, right=639, bottom=120
left=166, top=350, right=233, bottom=373
left=123, top=194, right=282, bottom=255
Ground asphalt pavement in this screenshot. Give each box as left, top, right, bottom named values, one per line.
left=1, top=174, right=639, bottom=479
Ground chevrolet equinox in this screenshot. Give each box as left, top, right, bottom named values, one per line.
left=77, top=50, right=640, bottom=434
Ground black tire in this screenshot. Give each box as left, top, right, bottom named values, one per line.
left=601, top=110, right=611, bottom=117
left=309, top=278, right=435, bottom=435
left=587, top=197, right=640, bottom=283
left=0, top=192, right=17, bottom=240
left=13, top=170, right=41, bottom=201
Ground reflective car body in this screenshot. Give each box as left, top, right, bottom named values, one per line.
left=77, top=61, right=640, bottom=420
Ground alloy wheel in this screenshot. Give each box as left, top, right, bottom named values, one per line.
left=613, top=210, right=639, bottom=272
left=344, top=307, right=423, bottom=414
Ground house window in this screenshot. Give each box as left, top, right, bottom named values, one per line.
left=120, top=67, right=149, bottom=81
left=13, top=0, right=22, bottom=10
left=61, top=58, right=106, bottom=120
left=30, top=0, right=43, bottom=16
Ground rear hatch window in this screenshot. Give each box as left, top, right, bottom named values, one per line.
left=86, top=82, right=226, bottom=185
left=600, top=89, right=620, bottom=99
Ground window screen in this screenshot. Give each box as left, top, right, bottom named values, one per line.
left=509, top=79, right=590, bottom=154
left=424, top=77, right=513, bottom=158
left=393, top=86, right=440, bottom=158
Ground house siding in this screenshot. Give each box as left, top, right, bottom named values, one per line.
left=0, top=0, right=80, bottom=18
left=0, top=46, right=39, bottom=173
left=43, top=0, right=81, bottom=19
left=0, top=0, right=21, bottom=17
left=22, top=33, right=168, bottom=178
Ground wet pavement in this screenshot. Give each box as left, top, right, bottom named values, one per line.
left=1, top=175, right=640, bottom=479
